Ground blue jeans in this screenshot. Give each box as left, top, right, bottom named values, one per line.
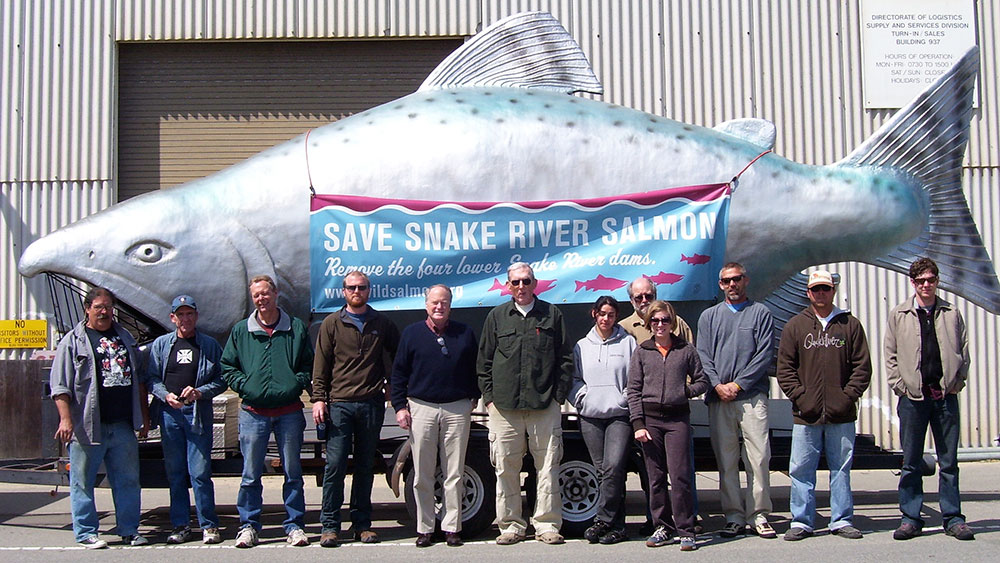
left=69, top=420, right=141, bottom=541
left=580, top=416, right=631, bottom=529
left=788, top=422, right=855, bottom=531
left=320, top=398, right=384, bottom=532
left=237, top=408, right=306, bottom=533
left=161, top=404, right=218, bottom=529
left=898, top=394, right=964, bottom=529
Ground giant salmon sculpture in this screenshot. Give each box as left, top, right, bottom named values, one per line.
left=18, top=12, right=997, bottom=341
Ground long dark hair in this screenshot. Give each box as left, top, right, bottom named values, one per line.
left=591, top=295, right=620, bottom=316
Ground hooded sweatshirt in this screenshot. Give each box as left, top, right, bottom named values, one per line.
left=569, top=324, right=637, bottom=419
left=776, top=306, right=872, bottom=425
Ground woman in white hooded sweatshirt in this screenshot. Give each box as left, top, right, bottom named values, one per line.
left=570, top=296, right=638, bottom=545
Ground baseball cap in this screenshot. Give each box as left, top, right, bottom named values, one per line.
left=807, top=270, right=835, bottom=288
left=171, top=295, right=198, bottom=312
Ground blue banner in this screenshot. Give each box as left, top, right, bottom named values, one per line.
left=310, top=184, right=731, bottom=311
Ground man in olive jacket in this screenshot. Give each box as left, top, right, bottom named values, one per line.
left=221, top=275, right=313, bottom=548
left=478, top=262, right=574, bottom=546
left=776, top=270, right=871, bottom=542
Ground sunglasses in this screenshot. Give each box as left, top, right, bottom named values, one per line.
left=720, top=274, right=745, bottom=284
left=649, top=316, right=673, bottom=325
left=344, top=284, right=369, bottom=292
left=633, top=293, right=655, bottom=302
left=508, top=278, right=534, bottom=287
left=809, top=285, right=833, bottom=293
left=436, top=336, right=449, bottom=356
left=912, top=276, right=938, bottom=285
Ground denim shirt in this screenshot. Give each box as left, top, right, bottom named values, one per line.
left=49, top=320, right=145, bottom=445
left=146, top=330, right=227, bottom=434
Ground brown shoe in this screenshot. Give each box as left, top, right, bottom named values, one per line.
left=354, top=529, right=380, bottom=544
left=445, top=532, right=463, bottom=547
left=320, top=530, right=339, bottom=548
left=496, top=532, right=526, bottom=545
left=415, top=533, right=433, bottom=548
left=537, top=532, right=565, bottom=545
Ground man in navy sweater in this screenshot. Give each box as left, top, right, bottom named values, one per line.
left=391, top=284, right=480, bottom=547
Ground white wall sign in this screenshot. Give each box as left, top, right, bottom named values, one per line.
left=860, top=0, right=977, bottom=109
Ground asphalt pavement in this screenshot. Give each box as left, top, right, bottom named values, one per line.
left=1, top=460, right=997, bottom=562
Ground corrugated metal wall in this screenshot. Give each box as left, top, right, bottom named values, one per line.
left=2, top=0, right=999, bottom=449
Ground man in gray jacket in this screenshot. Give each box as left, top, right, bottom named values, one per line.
left=697, top=262, right=776, bottom=539
left=50, top=287, right=149, bottom=548
left=885, top=258, right=974, bottom=541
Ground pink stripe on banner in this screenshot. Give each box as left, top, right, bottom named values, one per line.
left=309, top=183, right=731, bottom=212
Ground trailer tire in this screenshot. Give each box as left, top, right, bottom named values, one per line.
left=403, top=444, right=496, bottom=538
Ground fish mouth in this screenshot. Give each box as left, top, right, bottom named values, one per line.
left=44, top=272, right=169, bottom=343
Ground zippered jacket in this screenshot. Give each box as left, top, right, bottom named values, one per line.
left=884, top=297, right=968, bottom=400
left=776, top=307, right=872, bottom=425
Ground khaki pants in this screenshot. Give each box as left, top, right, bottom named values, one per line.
left=708, top=393, right=772, bottom=525
left=409, top=397, right=473, bottom=534
left=487, top=402, right=563, bottom=535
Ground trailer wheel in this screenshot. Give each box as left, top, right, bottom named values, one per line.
left=403, top=445, right=496, bottom=538
left=557, top=453, right=601, bottom=537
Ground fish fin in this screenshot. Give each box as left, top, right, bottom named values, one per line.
left=418, top=11, right=603, bottom=95
left=839, top=47, right=1000, bottom=312
left=713, top=118, right=776, bottom=150
left=761, top=272, right=842, bottom=352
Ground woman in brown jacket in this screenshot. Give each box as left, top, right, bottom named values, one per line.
left=626, top=300, right=709, bottom=551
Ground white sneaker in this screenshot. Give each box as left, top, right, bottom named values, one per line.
left=234, top=527, right=258, bottom=548
left=123, top=534, right=149, bottom=546
left=79, top=535, right=108, bottom=549
left=202, top=527, right=222, bottom=544
left=287, top=527, right=310, bottom=547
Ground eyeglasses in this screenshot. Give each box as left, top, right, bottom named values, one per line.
left=649, top=316, right=673, bottom=325
left=633, top=293, right=655, bottom=302
left=89, top=304, right=113, bottom=311
left=809, top=285, right=833, bottom=293
left=436, top=336, right=449, bottom=356
left=508, top=278, right=533, bottom=287
left=720, top=275, right=745, bottom=284
left=912, top=276, right=938, bottom=286
left=344, top=284, right=369, bottom=292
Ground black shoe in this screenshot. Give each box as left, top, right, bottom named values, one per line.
left=831, top=525, right=863, bottom=539
left=783, top=527, right=812, bottom=541
left=415, top=533, right=433, bottom=548
left=893, top=523, right=921, bottom=540
left=599, top=528, right=628, bottom=545
left=693, top=516, right=704, bottom=535
left=585, top=520, right=611, bottom=543
left=445, top=532, right=463, bottom=547
left=719, top=521, right=745, bottom=538
left=946, top=522, right=975, bottom=541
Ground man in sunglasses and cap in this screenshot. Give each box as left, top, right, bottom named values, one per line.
left=777, top=270, right=872, bottom=542
left=391, top=284, right=479, bottom=547
left=147, top=294, right=226, bottom=545
left=312, top=270, right=400, bottom=547
left=478, top=262, right=574, bottom=545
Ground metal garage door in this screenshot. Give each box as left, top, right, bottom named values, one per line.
left=117, top=39, right=462, bottom=200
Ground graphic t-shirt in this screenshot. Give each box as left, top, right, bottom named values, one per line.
left=164, top=337, right=199, bottom=396
left=86, top=327, right=134, bottom=424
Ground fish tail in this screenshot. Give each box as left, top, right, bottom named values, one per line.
left=575, top=280, right=585, bottom=292
left=839, top=46, right=1000, bottom=312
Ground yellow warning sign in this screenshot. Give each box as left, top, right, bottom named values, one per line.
left=0, top=319, right=48, bottom=348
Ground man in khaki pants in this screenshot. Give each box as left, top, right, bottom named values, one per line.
left=391, top=285, right=480, bottom=547
left=478, top=262, right=574, bottom=545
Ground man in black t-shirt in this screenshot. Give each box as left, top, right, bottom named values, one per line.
left=147, top=295, right=227, bottom=545
left=50, top=288, right=149, bottom=548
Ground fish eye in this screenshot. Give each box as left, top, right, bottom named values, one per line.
left=126, top=240, right=173, bottom=264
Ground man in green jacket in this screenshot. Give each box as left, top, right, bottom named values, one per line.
left=478, top=262, right=574, bottom=546
left=221, top=275, right=313, bottom=548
